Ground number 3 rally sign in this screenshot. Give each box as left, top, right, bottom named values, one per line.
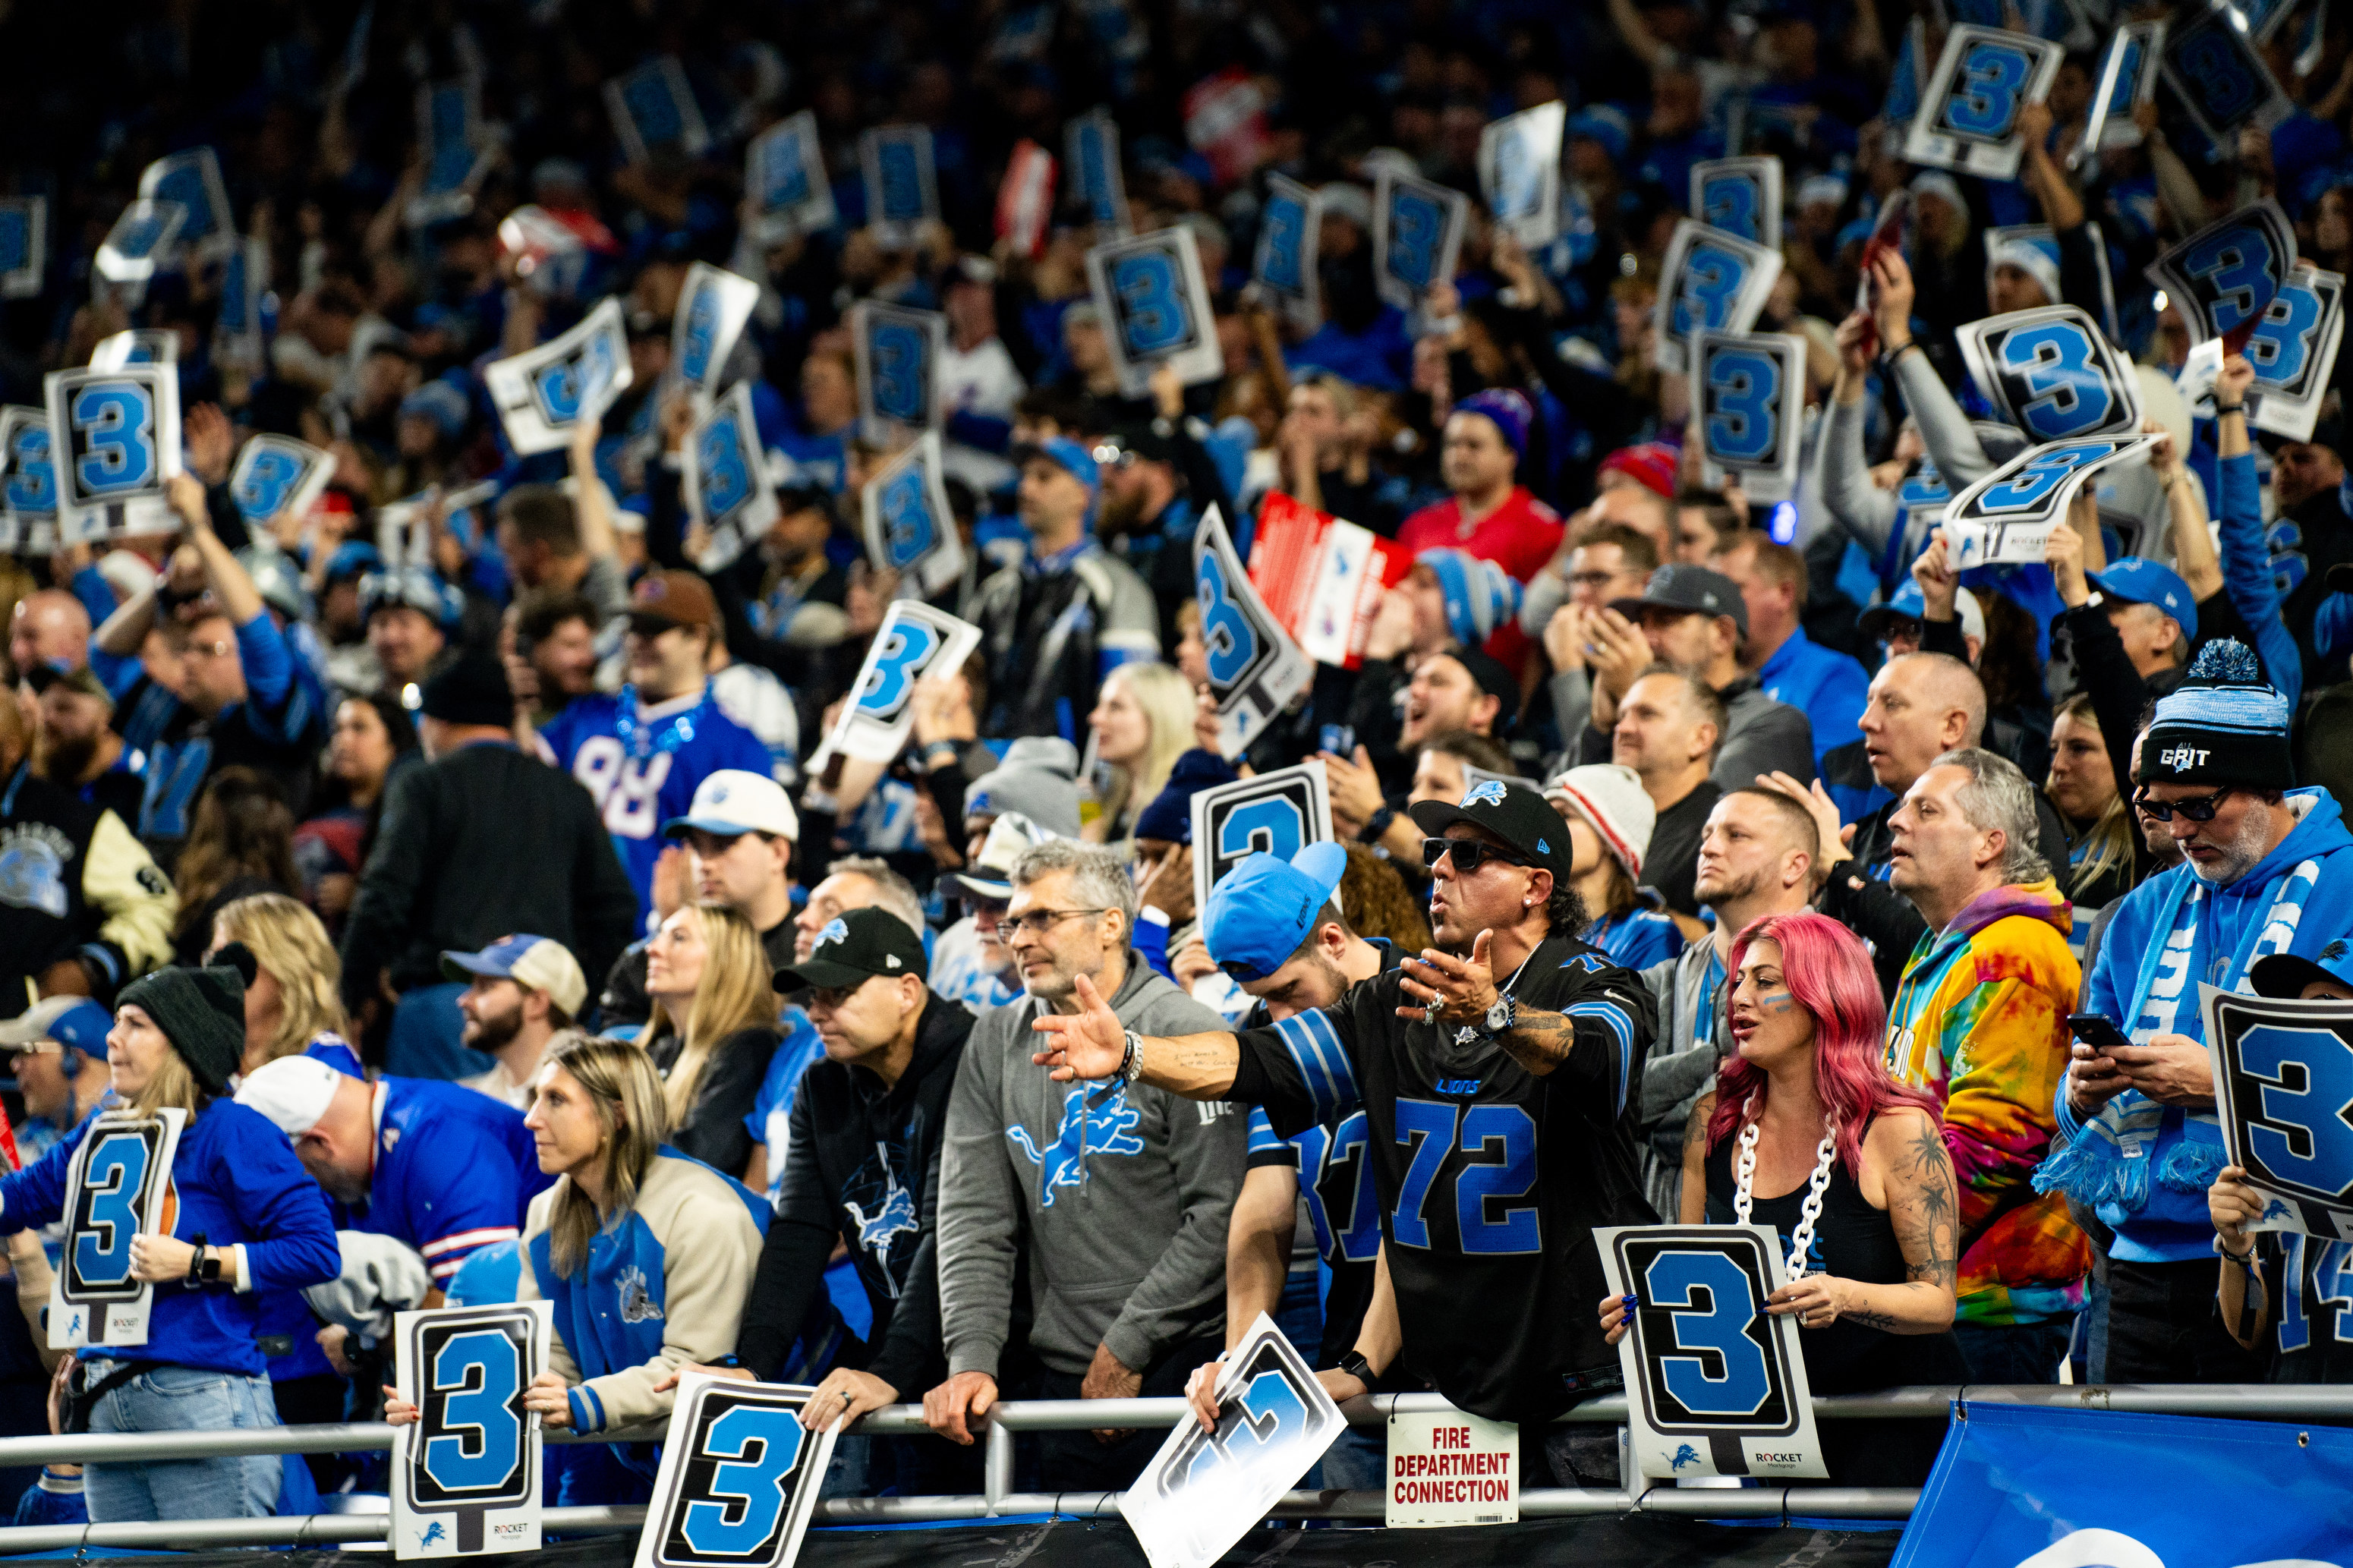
left=1695, top=331, right=1806, bottom=502
left=635, top=1373, right=836, bottom=1568
left=392, top=1300, right=551, bottom=1559
left=1597, top=1223, right=1826, bottom=1481
left=2203, top=984, right=2353, bottom=1240
left=1194, top=505, right=1310, bottom=757
left=1189, top=763, right=1333, bottom=921
left=1956, top=304, right=2144, bottom=444
left=814, top=600, right=981, bottom=766
left=51, top=1107, right=184, bottom=1349
left=1939, top=433, right=2160, bottom=571
left=43, top=363, right=181, bottom=541
left=1904, top=25, right=2064, bottom=181
left=1087, top=225, right=1223, bottom=397
left=1123, top=1314, right=1343, bottom=1568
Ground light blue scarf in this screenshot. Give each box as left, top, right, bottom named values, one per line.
left=2035, top=855, right=2321, bottom=1213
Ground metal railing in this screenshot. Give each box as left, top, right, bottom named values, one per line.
left=5, top=1383, right=2351, bottom=1552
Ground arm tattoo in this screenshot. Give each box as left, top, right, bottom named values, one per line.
left=1844, top=1308, right=1898, bottom=1331
left=1895, top=1119, right=1960, bottom=1290
left=1499, top=1009, right=1578, bottom=1073
left=1684, top=1100, right=1712, bottom=1152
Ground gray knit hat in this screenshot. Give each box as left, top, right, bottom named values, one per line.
left=963, top=738, right=1082, bottom=838
left=118, top=945, right=255, bottom=1094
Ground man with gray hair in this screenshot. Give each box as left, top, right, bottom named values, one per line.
left=1766, top=650, right=2067, bottom=997
left=927, top=839, right=1242, bottom=1489
left=1882, top=746, right=2087, bottom=1384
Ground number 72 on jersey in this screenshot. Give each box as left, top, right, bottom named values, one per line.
left=1596, top=1224, right=1826, bottom=1481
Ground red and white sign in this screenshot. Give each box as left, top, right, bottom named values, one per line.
left=1247, top=492, right=1410, bottom=670
left=995, top=140, right=1057, bottom=260
left=1384, top=1409, right=1519, bottom=1528
left=1183, top=68, right=1270, bottom=187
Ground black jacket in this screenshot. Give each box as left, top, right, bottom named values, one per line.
left=0, top=765, right=177, bottom=1009
left=338, top=740, right=639, bottom=1009
left=738, top=993, right=974, bottom=1393
left=649, top=1024, right=778, bottom=1179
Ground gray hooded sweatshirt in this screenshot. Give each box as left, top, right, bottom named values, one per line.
left=937, top=956, right=1243, bottom=1380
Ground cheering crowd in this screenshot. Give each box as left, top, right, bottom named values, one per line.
left=2, top=0, right=2353, bottom=1529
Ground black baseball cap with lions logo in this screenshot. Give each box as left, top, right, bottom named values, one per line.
left=1406, top=778, right=1574, bottom=886
left=772, top=907, right=928, bottom=993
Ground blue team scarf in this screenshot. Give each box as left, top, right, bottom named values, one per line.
left=2036, top=854, right=2321, bottom=1213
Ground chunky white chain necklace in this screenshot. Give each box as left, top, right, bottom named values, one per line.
left=1732, top=1097, right=1838, bottom=1279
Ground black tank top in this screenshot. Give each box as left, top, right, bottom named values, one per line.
left=1703, top=1117, right=1970, bottom=1485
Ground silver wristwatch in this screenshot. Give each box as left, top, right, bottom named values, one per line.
left=1482, top=993, right=1515, bottom=1037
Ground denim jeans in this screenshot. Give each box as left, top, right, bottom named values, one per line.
left=1954, top=1318, right=2077, bottom=1384
left=83, top=1361, right=282, bottom=1522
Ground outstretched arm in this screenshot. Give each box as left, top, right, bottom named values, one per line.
left=1032, top=971, right=1243, bottom=1097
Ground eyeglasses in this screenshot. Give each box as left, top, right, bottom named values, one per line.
left=993, top=908, right=1110, bottom=942
left=1422, top=837, right=1534, bottom=874
left=2132, top=786, right=2235, bottom=823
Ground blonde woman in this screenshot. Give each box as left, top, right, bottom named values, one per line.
left=389, top=1034, right=765, bottom=1505
left=642, top=902, right=781, bottom=1179
left=211, top=893, right=360, bottom=1078
left=0, top=951, right=337, bottom=1522
left=1084, top=661, right=1195, bottom=842
left=2045, top=694, right=2138, bottom=909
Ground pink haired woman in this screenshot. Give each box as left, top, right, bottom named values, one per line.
left=1600, top=912, right=1967, bottom=1484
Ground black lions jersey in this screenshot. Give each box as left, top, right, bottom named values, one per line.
left=1229, top=934, right=1658, bottom=1422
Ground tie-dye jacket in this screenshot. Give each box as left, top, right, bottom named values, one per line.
left=1887, top=878, right=2088, bottom=1325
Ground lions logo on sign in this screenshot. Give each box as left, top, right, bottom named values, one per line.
left=1462, top=779, right=1509, bottom=808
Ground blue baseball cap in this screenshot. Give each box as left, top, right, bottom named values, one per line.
left=1856, top=579, right=1984, bottom=646
left=0, top=997, right=112, bottom=1057
left=1202, top=842, right=1350, bottom=985
left=439, top=934, right=589, bottom=1017
left=2087, top=557, right=2197, bottom=642
left=1013, top=436, right=1101, bottom=497
left=1566, top=106, right=1632, bottom=165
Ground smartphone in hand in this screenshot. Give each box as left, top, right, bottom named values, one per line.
left=2068, top=1013, right=2133, bottom=1054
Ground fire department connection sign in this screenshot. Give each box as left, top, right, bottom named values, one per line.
left=1385, top=1409, right=1518, bottom=1527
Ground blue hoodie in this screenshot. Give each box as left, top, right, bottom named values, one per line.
left=2041, top=789, right=2353, bottom=1263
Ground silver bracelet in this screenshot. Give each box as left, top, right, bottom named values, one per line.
left=1119, top=1028, right=1145, bottom=1084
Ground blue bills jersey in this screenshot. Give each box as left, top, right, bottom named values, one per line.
left=537, top=687, right=773, bottom=924
left=363, top=1077, right=554, bottom=1285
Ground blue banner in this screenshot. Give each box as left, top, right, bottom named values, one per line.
left=1895, top=1404, right=2353, bottom=1568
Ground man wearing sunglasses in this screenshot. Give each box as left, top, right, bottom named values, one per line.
left=1031, top=779, right=1656, bottom=1487
left=2042, top=640, right=2353, bottom=1385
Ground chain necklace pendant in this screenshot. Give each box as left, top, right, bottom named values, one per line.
left=615, top=684, right=703, bottom=764
left=1731, top=1097, right=1839, bottom=1279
